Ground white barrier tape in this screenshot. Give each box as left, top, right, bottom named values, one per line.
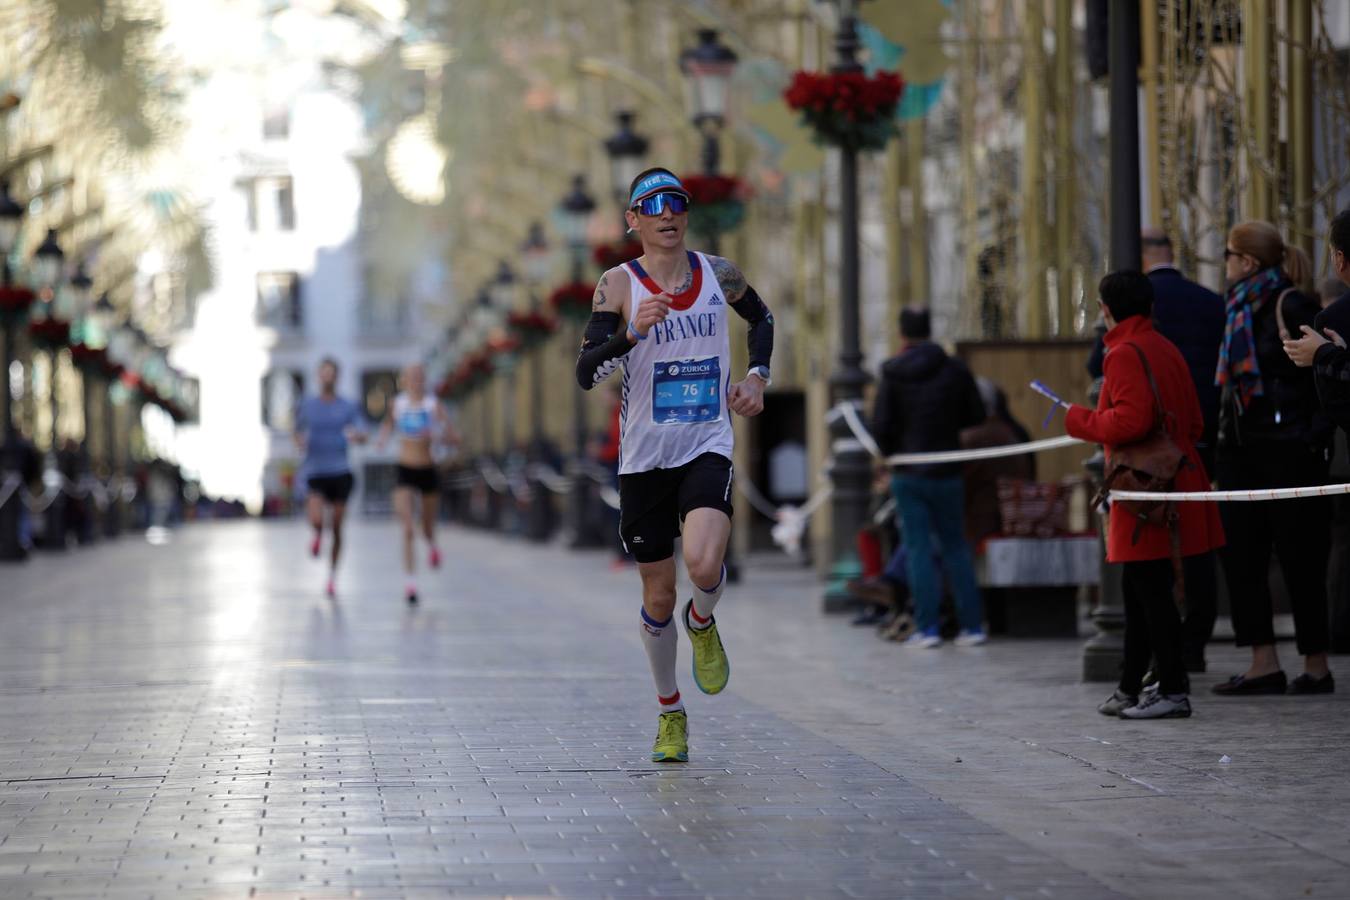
left=21, top=485, right=60, bottom=513
left=0, top=474, right=20, bottom=510
left=735, top=474, right=785, bottom=521
left=835, top=401, right=1085, bottom=465
left=835, top=402, right=882, bottom=459
left=528, top=464, right=573, bottom=495
left=1111, top=483, right=1350, bottom=503
left=478, top=461, right=510, bottom=494
left=598, top=485, right=621, bottom=510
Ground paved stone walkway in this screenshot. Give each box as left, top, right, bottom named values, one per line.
left=0, top=521, right=1346, bottom=899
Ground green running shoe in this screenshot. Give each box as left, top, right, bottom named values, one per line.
left=651, top=709, right=688, bottom=763
left=683, top=599, right=730, bottom=695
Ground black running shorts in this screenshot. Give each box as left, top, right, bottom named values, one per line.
left=307, top=472, right=355, bottom=503
left=619, top=452, right=734, bottom=564
left=395, top=464, right=439, bottom=495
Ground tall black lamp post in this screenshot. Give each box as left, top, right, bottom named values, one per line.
left=822, top=3, right=873, bottom=612
left=489, top=259, right=519, bottom=454
left=0, top=179, right=29, bottom=561
left=603, top=111, right=650, bottom=211
left=1083, top=0, right=1142, bottom=680
left=521, top=221, right=557, bottom=541
left=680, top=29, right=738, bottom=180
left=31, top=229, right=67, bottom=551
left=557, top=175, right=603, bottom=547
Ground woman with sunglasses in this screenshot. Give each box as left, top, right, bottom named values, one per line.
left=574, top=167, right=774, bottom=764
left=1213, top=222, right=1334, bottom=696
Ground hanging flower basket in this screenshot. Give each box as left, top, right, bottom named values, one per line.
left=681, top=173, right=751, bottom=241
left=784, top=69, right=905, bottom=152
left=28, top=317, right=71, bottom=350
left=507, top=310, right=559, bottom=349
left=70, top=342, right=107, bottom=371
left=0, top=285, right=35, bottom=321
left=548, top=282, right=594, bottom=322
left=592, top=239, right=645, bottom=271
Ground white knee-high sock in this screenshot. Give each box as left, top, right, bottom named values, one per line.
left=688, top=564, right=726, bottom=630
left=640, top=608, right=683, bottom=713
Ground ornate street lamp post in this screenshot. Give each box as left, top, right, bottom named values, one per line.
left=822, top=3, right=873, bottom=611
left=0, top=179, right=30, bottom=561
left=603, top=111, right=650, bottom=210
left=679, top=29, right=738, bottom=179
left=1083, top=0, right=1142, bottom=680
left=558, top=175, right=604, bottom=547
left=31, top=229, right=68, bottom=550
left=521, top=221, right=556, bottom=541
left=489, top=259, right=519, bottom=454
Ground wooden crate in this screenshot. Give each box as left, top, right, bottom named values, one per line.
left=955, top=339, right=1098, bottom=485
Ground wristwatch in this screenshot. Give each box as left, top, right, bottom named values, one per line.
left=747, top=366, right=772, bottom=387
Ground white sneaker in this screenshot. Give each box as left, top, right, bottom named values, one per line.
left=1119, top=692, right=1191, bottom=719
left=954, top=629, right=987, bottom=647
left=901, top=630, right=942, bottom=648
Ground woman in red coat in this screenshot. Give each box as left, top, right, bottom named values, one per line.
left=1061, top=272, right=1224, bottom=719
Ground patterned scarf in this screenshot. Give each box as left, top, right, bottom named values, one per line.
left=1215, top=266, right=1287, bottom=410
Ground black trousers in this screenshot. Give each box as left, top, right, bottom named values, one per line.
left=1180, top=551, right=1219, bottom=665
left=1121, top=558, right=1187, bottom=696
left=1216, top=445, right=1331, bottom=657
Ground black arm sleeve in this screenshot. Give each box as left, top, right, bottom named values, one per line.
left=575, top=311, right=634, bottom=390
left=728, top=286, right=774, bottom=371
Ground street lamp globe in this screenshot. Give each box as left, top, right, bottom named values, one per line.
left=32, top=228, right=65, bottom=291
left=603, top=111, right=650, bottom=205
left=489, top=259, right=518, bottom=310
left=679, top=29, right=738, bottom=127
left=87, top=293, right=115, bottom=350
left=521, top=221, right=552, bottom=287
left=0, top=180, right=22, bottom=258
left=557, top=175, right=596, bottom=251
left=69, top=262, right=94, bottom=320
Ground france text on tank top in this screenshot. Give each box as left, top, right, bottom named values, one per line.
left=618, top=250, right=734, bottom=475
left=393, top=393, right=437, bottom=439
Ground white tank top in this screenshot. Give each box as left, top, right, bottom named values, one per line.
left=393, top=392, right=438, bottom=439
left=618, top=251, right=734, bottom=475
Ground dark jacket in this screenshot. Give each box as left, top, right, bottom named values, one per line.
left=871, top=342, right=986, bottom=478
left=1217, top=280, right=1330, bottom=452
left=1088, top=267, right=1225, bottom=448
left=1312, top=293, right=1350, bottom=430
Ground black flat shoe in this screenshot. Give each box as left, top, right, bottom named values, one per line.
left=1287, top=672, right=1335, bottom=695
left=1211, top=671, right=1287, bottom=696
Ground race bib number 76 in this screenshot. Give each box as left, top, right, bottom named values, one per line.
left=652, top=357, right=722, bottom=425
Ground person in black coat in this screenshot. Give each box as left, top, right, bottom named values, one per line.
left=871, top=308, right=988, bottom=647
left=1213, top=221, right=1334, bottom=697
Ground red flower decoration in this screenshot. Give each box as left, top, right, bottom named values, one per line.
left=593, top=239, right=645, bottom=271
left=784, top=69, right=904, bottom=152
left=548, top=281, right=595, bottom=322
left=0, top=285, right=36, bottom=312
left=679, top=173, right=752, bottom=206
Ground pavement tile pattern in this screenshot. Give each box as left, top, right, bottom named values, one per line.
left=1, top=520, right=1346, bottom=898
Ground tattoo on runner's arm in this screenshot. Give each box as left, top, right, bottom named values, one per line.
left=710, top=256, right=749, bottom=303
left=593, top=274, right=609, bottom=310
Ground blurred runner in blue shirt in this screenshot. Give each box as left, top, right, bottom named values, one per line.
left=294, top=357, right=367, bottom=598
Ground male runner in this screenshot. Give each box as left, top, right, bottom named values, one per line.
left=575, top=167, right=773, bottom=763
left=294, top=357, right=367, bottom=598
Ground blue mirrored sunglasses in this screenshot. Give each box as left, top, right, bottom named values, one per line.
left=631, top=192, right=689, bottom=216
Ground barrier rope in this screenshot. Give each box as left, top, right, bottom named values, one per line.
left=836, top=401, right=1084, bottom=466
left=838, top=398, right=1350, bottom=503
left=1111, top=483, right=1350, bottom=502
